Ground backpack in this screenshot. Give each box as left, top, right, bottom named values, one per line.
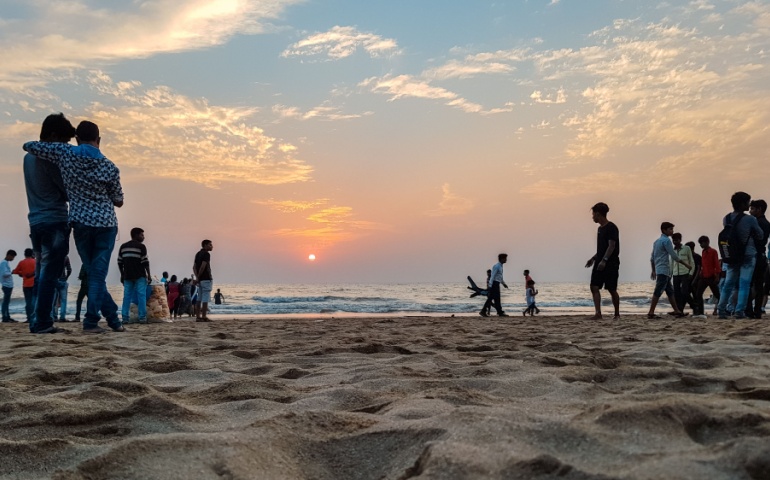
left=718, top=213, right=748, bottom=265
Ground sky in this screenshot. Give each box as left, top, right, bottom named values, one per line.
left=1, top=0, right=769, bottom=284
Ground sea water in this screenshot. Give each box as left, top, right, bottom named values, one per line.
left=6, top=282, right=707, bottom=318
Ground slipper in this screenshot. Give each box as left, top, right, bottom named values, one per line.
left=83, top=327, right=106, bottom=334
left=646, top=314, right=662, bottom=319
left=111, top=326, right=126, bottom=332
left=674, top=312, right=689, bottom=318
left=196, top=317, right=212, bottom=322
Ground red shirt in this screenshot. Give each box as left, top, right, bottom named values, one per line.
left=12, top=258, right=36, bottom=288
left=701, top=247, right=720, bottom=278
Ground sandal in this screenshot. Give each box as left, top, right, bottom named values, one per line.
left=646, top=314, right=662, bottom=319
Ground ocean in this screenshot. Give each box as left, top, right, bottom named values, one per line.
left=5, top=281, right=715, bottom=318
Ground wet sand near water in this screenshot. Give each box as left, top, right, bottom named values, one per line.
left=1, top=315, right=770, bottom=479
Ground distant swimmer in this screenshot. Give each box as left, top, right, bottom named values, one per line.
left=214, top=288, right=225, bottom=305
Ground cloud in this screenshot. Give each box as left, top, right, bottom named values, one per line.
left=0, top=0, right=303, bottom=92
left=253, top=198, right=330, bottom=213
left=282, top=26, right=400, bottom=60
left=360, top=74, right=512, bottom=114
left=80, top=71, right=313, bottom=187
left=424, top=184, right=474, bottom=217
left=271, top=103, right=372, bottom=121
left=530, top=88, right=567, bottom=104
left=269, top=206, right=387, bottom=246
left=515, top=8, right=770, bottom=198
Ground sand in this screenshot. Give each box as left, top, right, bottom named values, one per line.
left=1, top=314, right=769, bottom=480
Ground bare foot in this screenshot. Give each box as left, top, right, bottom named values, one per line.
left=588, top=314, right=603, bottom=320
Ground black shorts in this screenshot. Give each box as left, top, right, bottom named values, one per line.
left=590, top=263, right=619, bottom=291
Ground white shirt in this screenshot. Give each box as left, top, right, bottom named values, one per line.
left=489, top=262, right=505, bottom=287
left=1, top=260, right=14, bottom=289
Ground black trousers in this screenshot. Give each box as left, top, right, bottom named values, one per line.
left=673, top=274, right=691, bottom=312
left=693, top=276, right=720, bottom=315
left=482, top=281, right=504, bottom=315
left=747, top=257, right=768, bottom=317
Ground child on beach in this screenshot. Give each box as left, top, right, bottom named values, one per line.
left=523, top=280, right=539, bottom=316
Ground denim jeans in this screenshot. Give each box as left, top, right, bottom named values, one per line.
left=53, top=280, right=68, bottom=320
left=23, top=286, right=35, bottom=323
left=122, top=277, right=147, bottom=322
left=30, top=221, right=70, bottom=332
left=718, top=256, right=757, bottom=317
left=72, top=223, right=120, bottom=330
left=2, top=286, right=12, bottom=320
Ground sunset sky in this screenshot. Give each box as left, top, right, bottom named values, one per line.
left=1, top=0, right=769, bottom=284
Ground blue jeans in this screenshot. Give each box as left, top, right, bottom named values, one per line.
left=23, top=286, right=35, bottom=323
left=72, top=223, right=120, bottom=330
left=53, top=280, right=68, bottom=320
left=718, top=256, right=756, bottom=317
left=2, top=286, right=12, bottom=320
left=30, top=221, right=70, bottom=332
left=122, top=277, right=148, bottom=322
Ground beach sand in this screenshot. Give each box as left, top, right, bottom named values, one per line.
left=1, top=314, right=769, bottom=480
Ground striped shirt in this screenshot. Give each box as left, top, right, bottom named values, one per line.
left=117, top=240, right=149, bottom=281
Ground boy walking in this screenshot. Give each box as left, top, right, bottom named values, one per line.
left=1, top=250, right=17, bottom=322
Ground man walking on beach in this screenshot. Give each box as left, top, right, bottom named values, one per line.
left=23, top=120, right=125, bottom=334
left=585, top=202, right=620, bottom=319
left=1, top=250, right=17, bottom=322
left=22, top=113, right=77, bottom=334
left=118, top=228, right=152, bottom=325
left=648, top=222, right=691, bottom=319
left=194, top=240, right=214, bottom=322
left=717, top=192, right=763, bottom=319
left=481, top=253, right=508, bottom=317
left=747, top=199, right=770, bottom=318
left=13, top=249, right=36, bottom=324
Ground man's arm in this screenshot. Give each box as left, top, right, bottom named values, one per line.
left=196, top=261, right=209, bottom=281
left=106, top=166, right=124, bottom=208
left=64, top=258, right=72, bottom=279
left=142, top=245, right=151, bottom=281
left=22, top=141, right=71, bottom=166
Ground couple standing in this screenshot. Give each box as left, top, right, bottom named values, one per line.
left=22, top=114, right=124, bottom=334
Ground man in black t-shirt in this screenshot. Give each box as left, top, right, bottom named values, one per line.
left=193, top=239, right=213, bottom=322
left=585, top=202, right=620, bottom=319
left=117, top=227, right=151, bottom=324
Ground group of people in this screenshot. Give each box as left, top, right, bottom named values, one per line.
left=477, top=195, right=770, bottom=321
left=3, top=112, right=219, bottom=334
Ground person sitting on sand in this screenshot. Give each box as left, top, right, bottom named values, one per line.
left=522, top=280, right=539, bottom=316
left=648, top=222, right=690, bottom=319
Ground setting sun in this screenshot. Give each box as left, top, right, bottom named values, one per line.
left=308, top=254, right=316, bottom=261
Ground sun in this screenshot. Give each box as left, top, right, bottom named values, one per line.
left=308, top=254, right=316, bottom=261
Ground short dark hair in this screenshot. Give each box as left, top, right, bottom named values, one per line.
left=731, top=191, right=751, bottom=210
left=6, top=249, right=17, bottom=257
left=130, top=227, right=144, bottom=238
left=750, top=199, right=767, bottom=214
left=685, top=241, right=696, bottom=250
left=591, top=202, right=609, bottom=216
left=698, top=235, right=710, bottom=244
left=202, top=239, right=212, bottom=248
left=660, top=222, right=674, bottom=232
left=498, top=253, right=508, bottom=262
left=24, top=248, right=34, bottom=257
left=76, top=121, right=100, bottom=142
left=523, top=269, right=530, bottom=275
left=40, top=113, right=76, bottom=142
left=672, top=232, right=682, bottom=241
left=170, top=275, right=177, bottom=282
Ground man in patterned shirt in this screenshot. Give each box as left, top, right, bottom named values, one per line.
left=23, top=120, right=125, bottom=334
